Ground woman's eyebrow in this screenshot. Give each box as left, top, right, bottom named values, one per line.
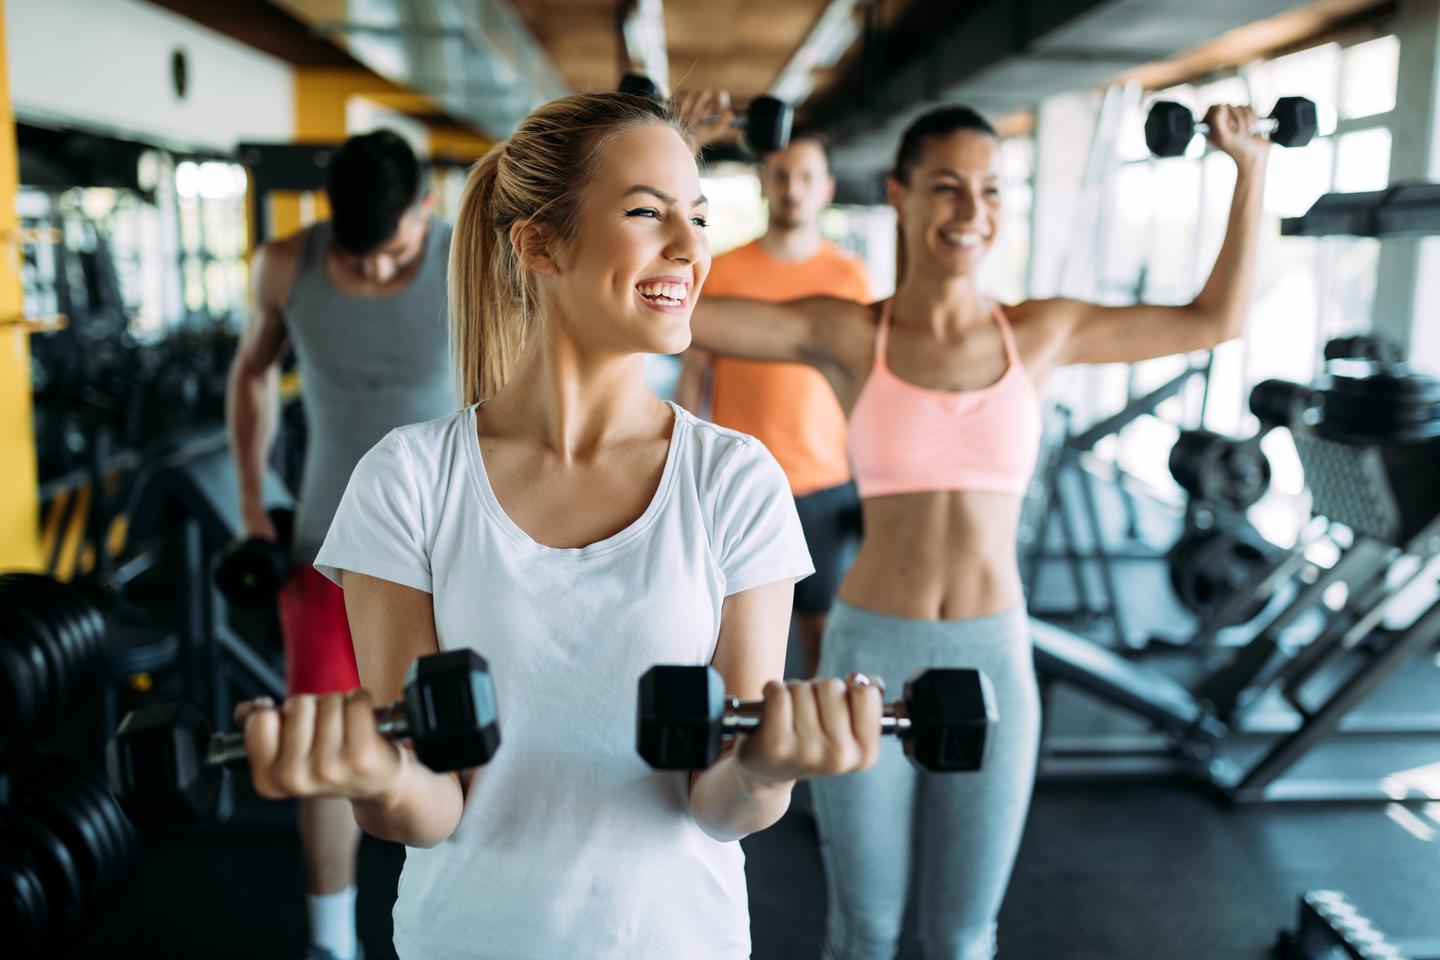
left=624, top=185, right=708, bottom=206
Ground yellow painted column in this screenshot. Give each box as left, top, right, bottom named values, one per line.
left=0, top=0, right=42, bottom=572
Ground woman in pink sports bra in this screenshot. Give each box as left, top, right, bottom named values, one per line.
left=686, top=101, right=1270, bottom=959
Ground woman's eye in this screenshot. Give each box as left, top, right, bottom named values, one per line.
left=934, top=184, right=958, bottom=194
left=625, top=207, right=662, bottom=219
left=691, top=217, right=709, bottom=228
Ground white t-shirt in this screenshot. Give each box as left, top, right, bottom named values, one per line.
left=314, top=401, right=813, bottom=960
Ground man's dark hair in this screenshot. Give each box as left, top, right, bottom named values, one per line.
left=761, top=129, right=831, bottom=169
left=325, top=130, right=422, bottom=254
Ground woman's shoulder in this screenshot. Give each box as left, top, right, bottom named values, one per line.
left=367, top=407, right=474, bottom=475
left=671, top=405, right=786, bottom=494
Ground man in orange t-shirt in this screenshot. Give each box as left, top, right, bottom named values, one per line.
left=676, top=134, right=872, bottom=676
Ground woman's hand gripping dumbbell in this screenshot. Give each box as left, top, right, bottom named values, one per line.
left=636, top=665, right=995, bottom=776
left=107, top=649, right=500, bottom=825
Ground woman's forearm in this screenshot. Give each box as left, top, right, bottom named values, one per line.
left=351, top=746, right=465, bottom=848
left=1192, top=156, right=1268, bottom=341
left=689, top=297, right=815, bottom=364
left=689, top=753, right=795, bottom=842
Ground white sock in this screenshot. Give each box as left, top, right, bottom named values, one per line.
left=307, top=886, right=358, bottom=959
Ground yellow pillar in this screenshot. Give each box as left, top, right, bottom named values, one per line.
left=0, top=0, right=42, bottom=572
left=428, top=125, right=494, bottom=163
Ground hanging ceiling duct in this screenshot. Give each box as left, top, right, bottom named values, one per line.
left=271, top=0, right=570, bottom=138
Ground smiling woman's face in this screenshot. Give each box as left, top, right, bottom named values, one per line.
left=542, top=123, right=711, bottom=357
left=888, top=129, right=1003, bottom=280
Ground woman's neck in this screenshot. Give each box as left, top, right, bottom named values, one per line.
left=892, top=267, right=990, bottom=338
left=482, top=326, right=667, bottom=460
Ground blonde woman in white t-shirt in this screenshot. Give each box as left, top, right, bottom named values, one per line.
left=232, top=93, right=886, bottom=959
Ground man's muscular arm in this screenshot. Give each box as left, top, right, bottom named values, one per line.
left=227, top=235, right=301, bottom=538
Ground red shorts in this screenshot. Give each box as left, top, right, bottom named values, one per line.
left=279, top=566, right=361, bottom=695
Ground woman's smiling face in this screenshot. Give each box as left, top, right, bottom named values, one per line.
left=541, top=122, right=711, bottom=357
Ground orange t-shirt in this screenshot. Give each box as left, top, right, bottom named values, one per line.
left=704, top=240, right=873, bottom=496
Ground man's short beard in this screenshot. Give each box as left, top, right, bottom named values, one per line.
left=770, top=209, right=810, bottom=230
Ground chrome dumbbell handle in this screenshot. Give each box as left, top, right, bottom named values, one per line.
left=720, top=697, right=914, bottom=736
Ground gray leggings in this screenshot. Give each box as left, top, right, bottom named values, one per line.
left=810, top=601, right=1041, bottom=960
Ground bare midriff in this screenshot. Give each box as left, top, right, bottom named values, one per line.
left=836, top=489, right=1023, bottom=621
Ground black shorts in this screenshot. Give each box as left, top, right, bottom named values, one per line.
left=793, top=480, right=863, bottom=616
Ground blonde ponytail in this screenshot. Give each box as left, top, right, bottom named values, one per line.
left=448, top=93, right=692, bottom=406
left=449, top=144, right=532, bottom=405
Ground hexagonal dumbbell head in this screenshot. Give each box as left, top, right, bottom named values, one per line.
left=636, top=665, right=725, bottom=770
left=744, top=96, right=793, bottom=154
left=1145, top=101, right=1195, bottom=158
left=403, top=649, right=501, bottom=772
left=1271, top=96, right=1318, bottom=149
left=107, top=701, right=222, bottom=826
left=902, top=669, right=995, bottom=772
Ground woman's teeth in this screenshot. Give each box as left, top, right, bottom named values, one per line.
left=637, top=281, right=688, bottom=305
left=941, top=231, right=984, bottom=249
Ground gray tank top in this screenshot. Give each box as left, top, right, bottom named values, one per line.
left=284, top=218, right=457, bottom=564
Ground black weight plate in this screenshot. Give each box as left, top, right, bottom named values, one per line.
left=0, top=636, right=41, bottom=752
left=1168, top=532, right=1270, bottom=625
left=1327, top=373, right=1440, bottom=404
left=8, top=576, right=105, bottom=715
left=0, top=598, right=60, bottom=735
left=18, top=576, right=101, bottom=696
left=49, top=758, right=136, bottom=901
left=0, top=840, right=51, bottom=960
left=20, top=575, right=110, bottom=681
left=1323, top=392, right=1440, bottom=425
left=1, top=806, right=88, bottom=940
left=24, top=757, right=122, bottom=903
left=0, top=580, right=78, bottom=719
left=13, top=762, right=112, bottom=935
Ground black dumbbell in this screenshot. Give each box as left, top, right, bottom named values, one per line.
left=1145, top=96, right=1318, bottom=158
left=213, top=506, right=294, bottom=608
left=106, top=649, right=501, bottom=825
left=636, top=665, right=994, bottom=773
left=620, top=73, right=793, bottom=154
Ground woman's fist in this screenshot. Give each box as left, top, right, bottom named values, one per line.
left=736, top=674, right=883, bottom=787
left=233, top=690, right=403, bottom=801
left=1204, top=104, right=1270, bottom=168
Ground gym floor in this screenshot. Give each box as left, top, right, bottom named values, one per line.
left=72, top=475, right=1440, bottom=959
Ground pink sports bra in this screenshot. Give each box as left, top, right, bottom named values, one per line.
left=848, top=299, right=1043, bottom=499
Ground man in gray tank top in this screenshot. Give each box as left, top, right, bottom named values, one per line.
left=226, top=130, right=454, bottom=960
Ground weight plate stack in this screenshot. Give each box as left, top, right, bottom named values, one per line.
left=3, top=754, right=139, bottom=960
left=0, top=574, right=109, bottom=760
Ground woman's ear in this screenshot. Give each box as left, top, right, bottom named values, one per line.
left=510, top=219, right=558, bottom=276
left=885, top=175, right=905, bottom=222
